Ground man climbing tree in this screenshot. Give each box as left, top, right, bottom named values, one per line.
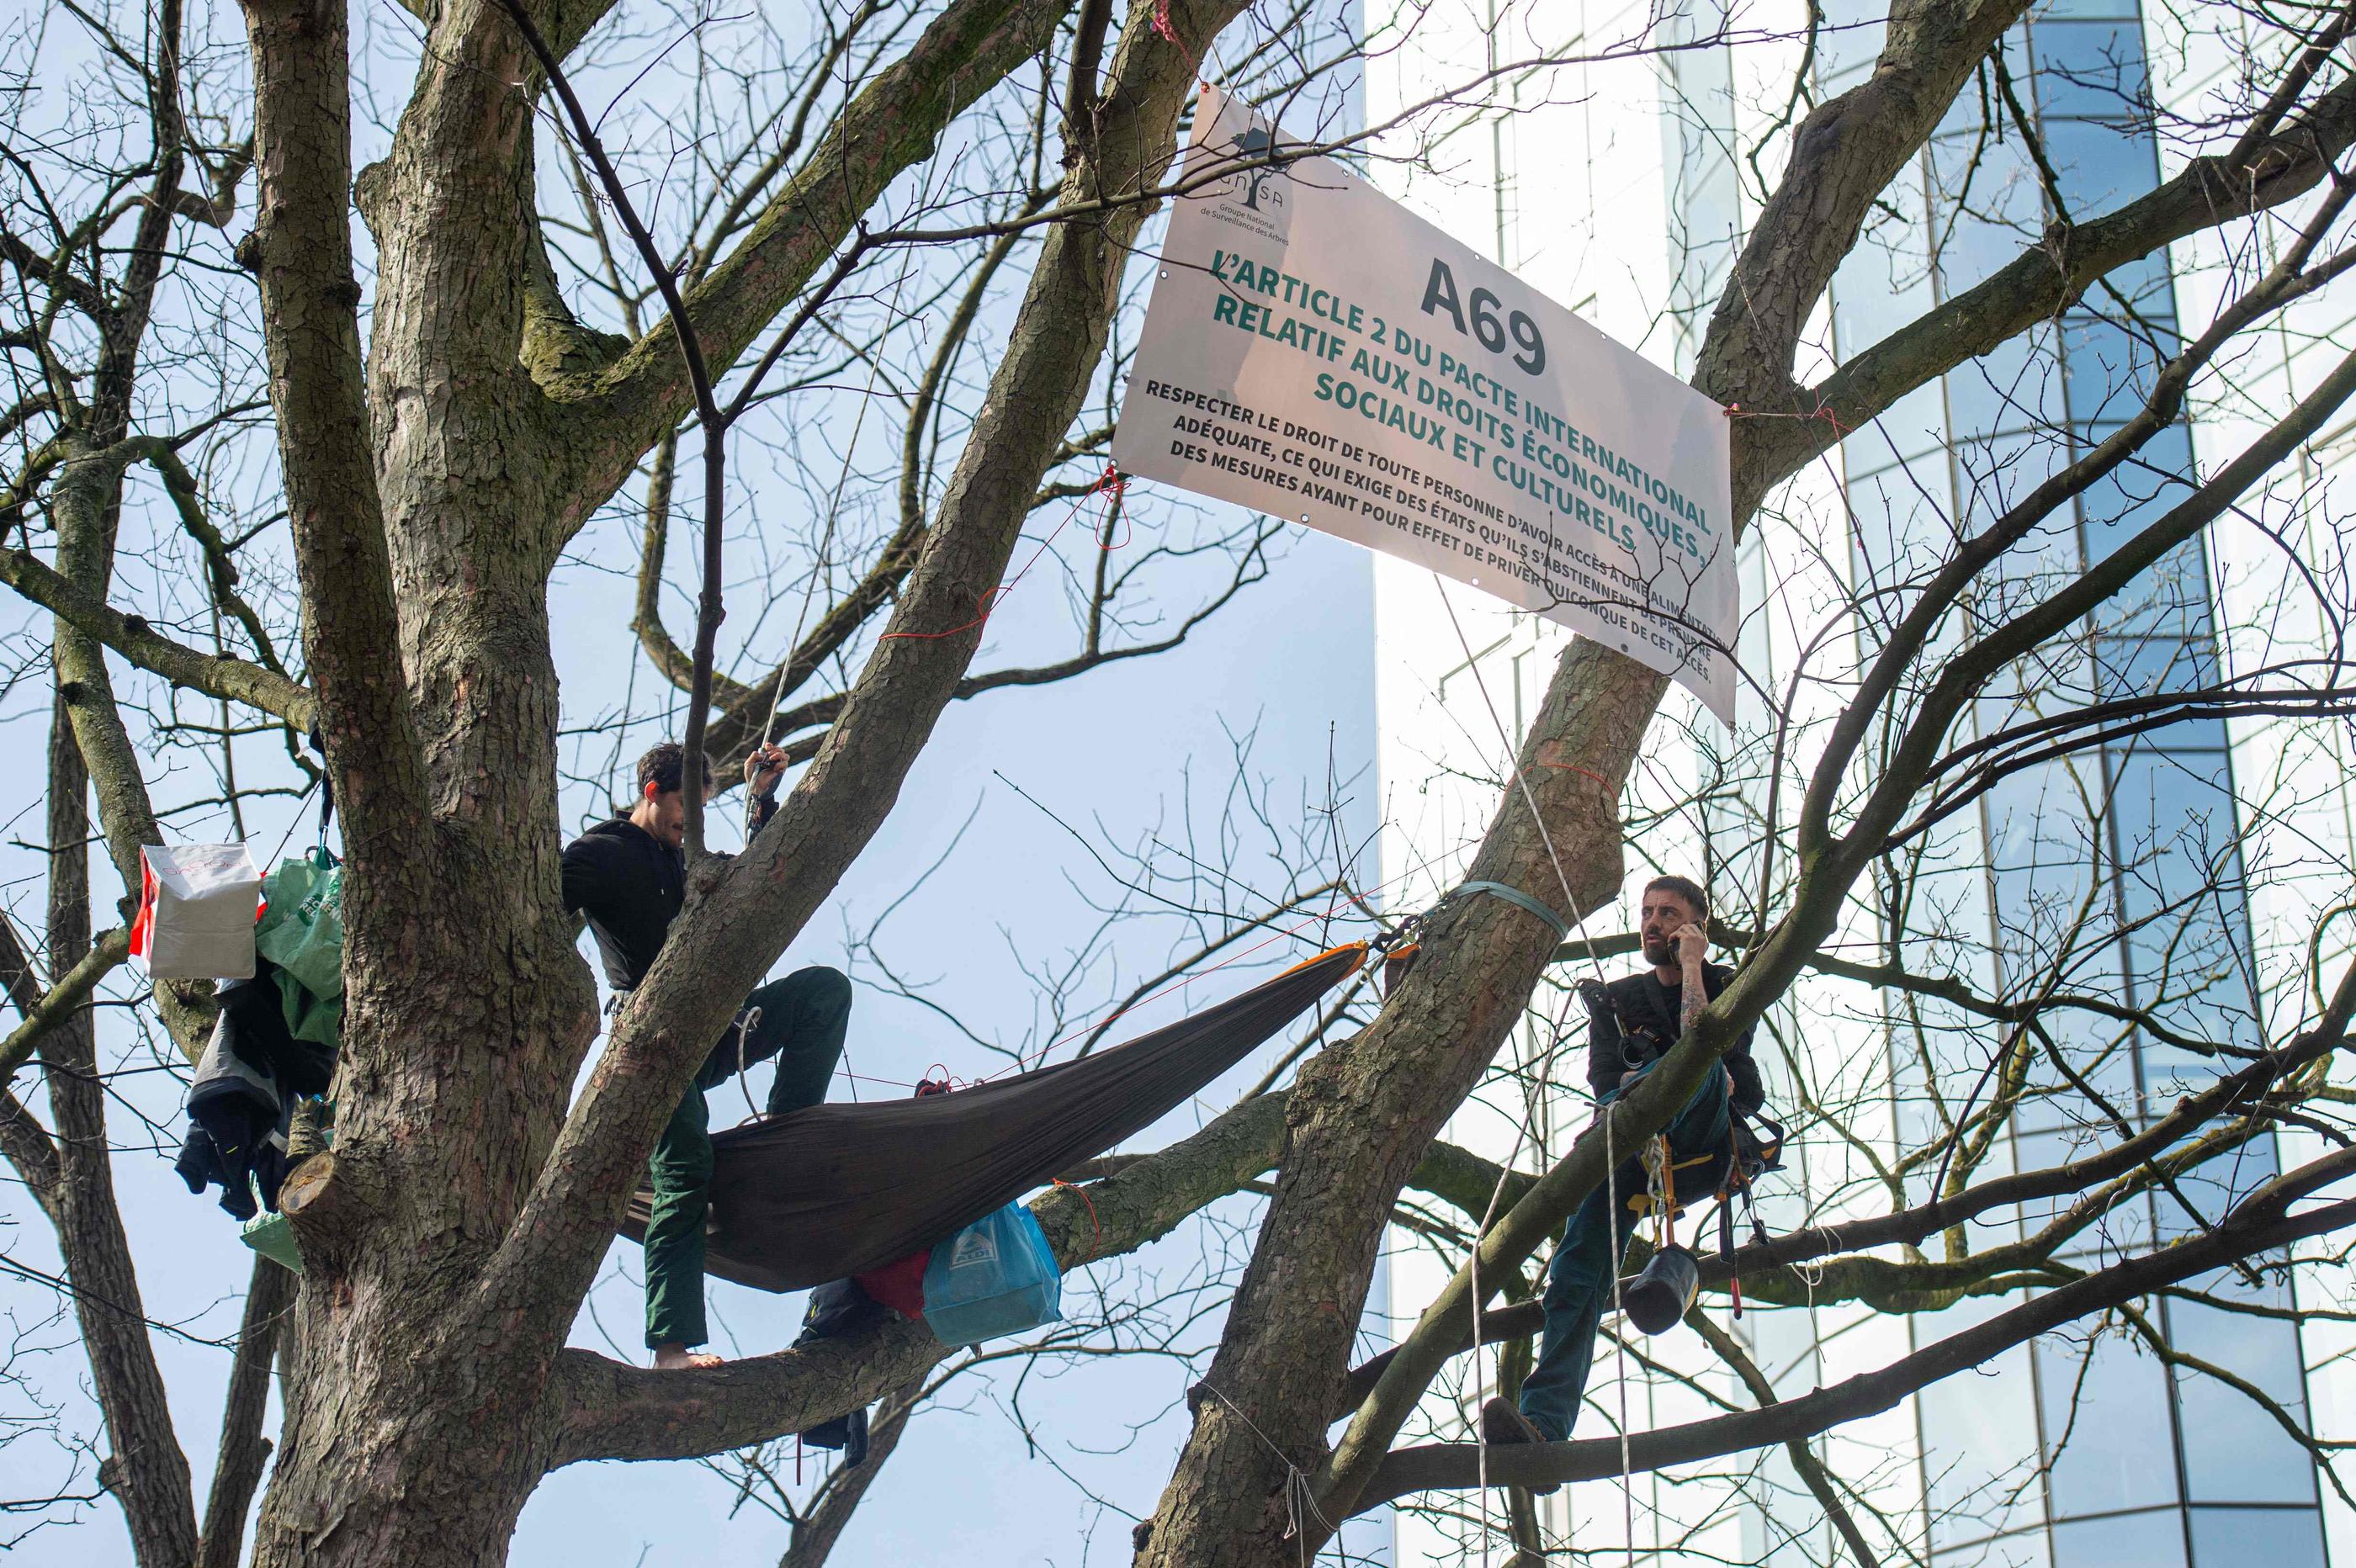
left=1480, top=874, right=1762, bottom=1459
left=562, top=741, right=853, bottom=1369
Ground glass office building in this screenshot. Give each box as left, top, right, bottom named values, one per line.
left=1365, top=2, right=2353, bottom=1562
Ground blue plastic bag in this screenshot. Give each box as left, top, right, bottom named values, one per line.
left=921, top=1202, right=1062, bottom=1348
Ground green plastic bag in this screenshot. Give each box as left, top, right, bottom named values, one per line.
left=256, top=846, right=344, bottom=1049
left=240, top=1208, right=302, bottom=1274
left=238, top=1109, right=332, bottom=1274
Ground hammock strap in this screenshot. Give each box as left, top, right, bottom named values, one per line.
left=1453, top=880, right=1572, bottom=941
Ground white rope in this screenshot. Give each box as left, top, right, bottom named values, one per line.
left=762, top=247, right=921, bottom=749
left=1197, top=1383, right=1344, bottom=1565
left=1433, top=580, right=1637, bottom=1562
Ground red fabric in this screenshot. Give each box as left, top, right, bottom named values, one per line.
left=129, top=854, right=157, bottom=959
left=854, top=1249, right=931, bottom=1318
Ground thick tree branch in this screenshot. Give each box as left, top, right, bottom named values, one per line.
left=1351, top=1170, right=2356, bottom=1510
left=777, top=1381, right=920, bottom=1568
left=484, top=0, right=1235, bottom=1349
left=195, top=1256, right=297, bottom=1568
left=0, top=1084, right=61, bottom=1219
left=1339, top=969, right=2356, bottom=1409
left=0, top=926, right=129, bottom=1090
left=550, top=1081, right=1292, bottom=1464
left=238, top=0, right=429, bottom=858
left=39, top=689, right=200, bottom=1566
left=0, top=543, right=314, bottom=726
left=1695, top=0, right=2034, bottom=417
left=572, top=0, right=1075, bottom=512
left=1690, top=1312, right=1883, bottom=1568
left=1740, top=72, right=2356, bottom=504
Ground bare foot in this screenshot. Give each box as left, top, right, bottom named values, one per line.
left=651, top=1343, right=723, bottom=1370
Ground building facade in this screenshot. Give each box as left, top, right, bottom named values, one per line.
left=1363, top=2, right=2356, bottom=1563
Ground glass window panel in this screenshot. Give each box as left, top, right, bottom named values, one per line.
left=2186, top=1506, right=2327, bottom=1567
left=2050, top=1507, right=2188, bottom=1567
left=1845, top=379, right=1952, bottom=476
left=2166, top=1286, right=2320, bottom=1506
left=1984, top=757, right=2109, bottom=928
left=1848, top=459, right=1956, bottom=581
left=1929, top=134, right=2049, bottom=289
left=2062, top=315, right=2182, bottom=423
left=1951, top=426, right=2078, bottom=533
left=1976, top=629, right=2098, bottom=731
left=2104, top=748, right=2263, bottom=1067
left=2088, top=549, right=2217, bottom=641
left=2040, top=118, right=2162, bottom=209
left=2036, top=1320, right=2183, bottom=1518
left=1918, top=1290, right=2053, bottom=1548
left=2078, top=423, right=2212, bottom=630
left=2150, top=1144, right=2284, bottom=1243
left=2090, top=635, right=2221, bottom=702
left=2081, top=250, right=2179, bottom=320
left=1949, top=322, right=2070, bottom=440
left=1936, top=1530, right=2056, bottom=1568
left=2028, top=20, right=2152, bottom=120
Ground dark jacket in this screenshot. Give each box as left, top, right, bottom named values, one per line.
left=1583, top=963, right=1764, bottom=1114
left=561, top=818, right=685, bottom=992
left=560, top=792, right=777, bottom=993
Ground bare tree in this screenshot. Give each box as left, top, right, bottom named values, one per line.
left=4, top=0, right=2356, bottom=1564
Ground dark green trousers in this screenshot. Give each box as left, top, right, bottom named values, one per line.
left=644, top=966, right=852, bottom=1348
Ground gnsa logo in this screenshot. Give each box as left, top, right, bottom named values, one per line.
left=1230, top=125, right=1288, bottom=213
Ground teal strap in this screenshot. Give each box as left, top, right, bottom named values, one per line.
left=1457, top=880, right=1571, bottom=940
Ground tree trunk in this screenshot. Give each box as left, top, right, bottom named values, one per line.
left=1135, top=647, right=1658, bottom=1565
left=239, top=0, right=596, bottom=1560
left=194, top=1257, right=297, bottom=1568
left=42, top=688, right=200, bottom=1567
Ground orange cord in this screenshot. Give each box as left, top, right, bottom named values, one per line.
left=1053, top=1176, right=1103, bottom=1259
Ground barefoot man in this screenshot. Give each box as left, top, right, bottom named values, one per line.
left=563, top=741, right=852, bottom=1369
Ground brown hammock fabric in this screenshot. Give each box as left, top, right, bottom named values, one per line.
left=621, top=942, right=1366, bottom=1292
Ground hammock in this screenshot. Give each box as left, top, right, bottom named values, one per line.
left=622, top=942, right=1366, bottom=1292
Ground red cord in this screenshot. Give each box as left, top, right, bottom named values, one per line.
left=1723, top=399, right=1854, bottom=440
left=1053, top=1175, right=1103, bottom=1258
left=881, top=467, right=1128, bottom=642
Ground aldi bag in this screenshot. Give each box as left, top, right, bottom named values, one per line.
left=919, top=1202, right=1062, bottom=1348
left=131, top=844, right=261, bottom=981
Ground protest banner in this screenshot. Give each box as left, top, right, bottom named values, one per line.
left=1112, top=85, right=1739, bottom=723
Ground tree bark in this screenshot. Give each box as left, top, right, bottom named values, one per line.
left=40, top=688, right=199, bottom=1568
left=195, top=1257, right=297, bottom=1568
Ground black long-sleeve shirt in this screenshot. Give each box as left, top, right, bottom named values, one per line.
left=559, top=794, right=778, bottom=992
left=1582, top=962, right=1764, bottom=1114
left=561, top=818, right=685, bottom=993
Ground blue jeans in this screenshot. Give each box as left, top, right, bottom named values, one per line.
left=1517, top=1057, right=1730, bottom=1441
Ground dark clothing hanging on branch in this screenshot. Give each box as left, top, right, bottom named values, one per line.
left=172, top=960, right=338, bottom=1220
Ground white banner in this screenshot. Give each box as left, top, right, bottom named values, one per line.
left=1113, top=86, right=1738, bottom=723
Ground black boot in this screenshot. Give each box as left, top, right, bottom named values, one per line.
left=1478, top=1397, right=1563, bottom=1496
